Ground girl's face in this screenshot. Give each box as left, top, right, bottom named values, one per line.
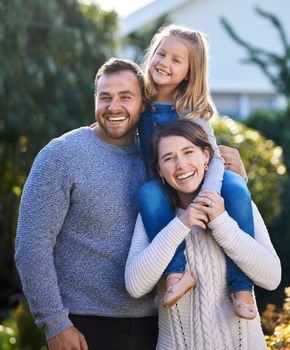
left=149, top=36, right=190, bottom=94
left=158, top=135, right=209, bottom=207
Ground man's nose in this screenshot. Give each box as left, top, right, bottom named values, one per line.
left=107, top=98, right=120, bottom=111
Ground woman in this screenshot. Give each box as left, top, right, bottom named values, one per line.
left=125, top=120, right=281, bottom=350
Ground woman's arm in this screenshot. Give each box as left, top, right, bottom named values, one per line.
left=125, top=215, right=190, bottom=298
left=208, top=202, right=281, bottom=290
left=194, top=119, right=224, bottom=194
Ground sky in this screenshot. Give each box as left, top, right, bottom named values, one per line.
left=81, top=0, right=155, bottom=17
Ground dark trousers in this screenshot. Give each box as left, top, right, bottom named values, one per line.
left=69, top=314, right=158, bottom=350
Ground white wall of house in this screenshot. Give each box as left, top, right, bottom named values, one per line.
left=121, top=0, right=290, bottom=118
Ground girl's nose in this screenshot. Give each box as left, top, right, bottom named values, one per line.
left=159, top=56, right=169, bottom=67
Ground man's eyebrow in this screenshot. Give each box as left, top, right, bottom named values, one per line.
left=98, top=90, right=135, bottom=96
left=119, top=90, right=135, bottom=95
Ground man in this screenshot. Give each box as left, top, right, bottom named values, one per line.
left=15, top=58, right=158, bottom=350
left=15, top=57, right=248, bottom=350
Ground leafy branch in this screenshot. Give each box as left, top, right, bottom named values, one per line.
left=220, top=7, right=290, bottom=100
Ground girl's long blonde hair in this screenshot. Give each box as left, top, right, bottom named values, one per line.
left=143, top=24, right=217, bottom=121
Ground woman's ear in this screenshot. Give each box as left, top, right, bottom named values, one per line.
left=158, top=167, right=166, bottom=184
left=158, top=165, right=163, bottom=179
left=203, top=148, right=210, bottom=164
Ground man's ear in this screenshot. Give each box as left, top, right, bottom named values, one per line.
left=141, top=97, right=146, bottom=113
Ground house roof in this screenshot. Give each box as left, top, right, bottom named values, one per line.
left=120, top=0, right=191, bottom=37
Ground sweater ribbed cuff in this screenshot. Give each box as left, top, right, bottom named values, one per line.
left=208, top=211, right=244, bottom=250
left=44, top=310, right=74, bottom=341
left=166, top=217, right=191, bottom=244
left=207, top=211, right=237, bottom=243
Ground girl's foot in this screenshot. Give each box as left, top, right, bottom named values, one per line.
left=162, top=271, right=196, bottom=308
left=230, top=291, right=256, bottom=320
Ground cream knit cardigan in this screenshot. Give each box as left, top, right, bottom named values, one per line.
left=125, top=203, right=281, bottom=350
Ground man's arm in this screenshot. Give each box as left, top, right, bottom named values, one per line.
left=218, top=145, right=247, bottom=181
left=15, top=140, right=73, bottom=341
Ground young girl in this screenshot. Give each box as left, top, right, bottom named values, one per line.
left=137, top=24, right=256, bottom=319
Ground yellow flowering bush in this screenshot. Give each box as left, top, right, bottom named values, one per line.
left=262, top=287, right=290, bottom=349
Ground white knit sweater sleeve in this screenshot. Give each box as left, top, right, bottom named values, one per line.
left=125, top=215, right=191, bottom=298
left=208, top=202, right=281, bottom=290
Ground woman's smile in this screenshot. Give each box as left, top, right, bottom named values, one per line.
left=176, top=170, right=196, bottom=181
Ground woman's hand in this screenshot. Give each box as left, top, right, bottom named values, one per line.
left=193, top=189, right=225, bottom=221
left=178, top=203, right=209, bottom=229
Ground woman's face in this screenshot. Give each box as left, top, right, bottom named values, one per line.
left=158, top=135, right=210, bottom=205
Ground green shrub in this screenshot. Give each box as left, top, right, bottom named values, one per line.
left=213, top=115, right=287, bottom=226
left=0, top=298, right=45, bottom=350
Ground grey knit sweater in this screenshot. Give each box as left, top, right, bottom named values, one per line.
left=15, top=127, right=157, bottom=340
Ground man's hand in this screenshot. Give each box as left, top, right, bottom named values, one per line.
left=47, top=327, right=88, bottom=350
left=219, top=145, right=247, bottom=181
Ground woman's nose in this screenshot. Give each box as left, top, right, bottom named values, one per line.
left=175, top=157, right=186, bottom=169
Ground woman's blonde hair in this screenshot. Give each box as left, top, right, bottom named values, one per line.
left=143, top=24, right=217, bottom=121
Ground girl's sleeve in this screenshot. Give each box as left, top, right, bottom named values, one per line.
left=125, top=215, right=191, bottom=298
left=208, top=202, right=281, bottom=290
left=194, top=118, right=224, bottom=194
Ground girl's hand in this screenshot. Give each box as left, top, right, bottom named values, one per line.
left=193, top=189, right=225, bottom=221
left=178, top=203, right=209, bottom=229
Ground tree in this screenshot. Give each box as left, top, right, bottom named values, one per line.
left=221, top=7, right=290, bottom=308
left=0, top=0, right=117, bottom=308
left=221, top=7, right=290, bottom=103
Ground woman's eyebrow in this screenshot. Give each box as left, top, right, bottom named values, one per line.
left=160, top=152, right=173, bottom=160
left=160, top=146, right=194, bottom=159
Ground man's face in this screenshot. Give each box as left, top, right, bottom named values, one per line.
left=95, top=70, right=143, bottom=146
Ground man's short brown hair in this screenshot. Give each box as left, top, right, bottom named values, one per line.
left=94, top=58, right=144, bottom=95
